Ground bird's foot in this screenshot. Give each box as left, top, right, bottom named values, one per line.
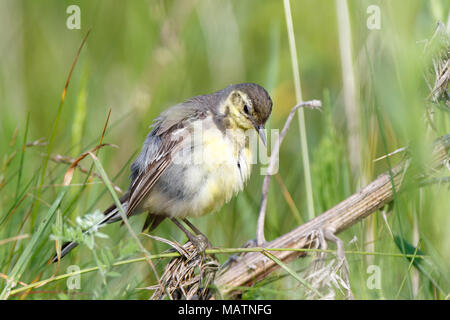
left=171, top=218, right=212, bottom=256
left=188, top=233, right=211, bottom=254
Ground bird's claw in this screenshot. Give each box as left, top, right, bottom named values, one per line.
left=190, top=234, right=211, bottom=254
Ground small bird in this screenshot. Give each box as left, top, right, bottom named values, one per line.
left=53, top=83, right=272, bottom=261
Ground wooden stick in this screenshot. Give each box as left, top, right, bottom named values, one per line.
left=215, top=134, right=450, bottom=298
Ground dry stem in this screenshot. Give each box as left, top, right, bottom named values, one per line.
left=215, top=134, right=450, bottom=298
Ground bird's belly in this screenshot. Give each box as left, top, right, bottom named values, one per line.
left=142, top=128, right=252, bottom=218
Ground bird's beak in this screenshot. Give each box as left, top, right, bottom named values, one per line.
left=256, top=125, right=267, bottom=147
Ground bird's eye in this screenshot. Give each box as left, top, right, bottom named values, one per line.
left=244, top=104, right=250, bottom=114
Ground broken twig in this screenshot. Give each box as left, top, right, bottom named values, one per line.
left=257, top=100, right=322, bottom=245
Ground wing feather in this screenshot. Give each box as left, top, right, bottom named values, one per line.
left=125, top=98, right=210, bottom=217
left=126, top=138, right=181, bottom=216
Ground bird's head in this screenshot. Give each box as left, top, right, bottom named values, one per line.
left=223, top=83, right=273, bottom=145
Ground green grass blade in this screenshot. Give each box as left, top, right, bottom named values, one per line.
left=394, top=235, right=446, bottom=296
left=0, top=187, right=67, bottom=300
left=262, top=250, right=323, bottom=298
left=87, top=152, right=153, bottom=260
left=0, top=171, right=40, bottom=227
left=15, top=113, right=30, bottom=201
left=283, top=0, right=315, bottom=220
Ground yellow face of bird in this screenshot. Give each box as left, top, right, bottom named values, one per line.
left=225, top=90, right=255, bottom=130
left=223, top=88, right=271, bottom=146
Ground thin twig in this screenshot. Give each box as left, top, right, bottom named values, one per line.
left=373, top=146, right=408, bottom=162
left=257, top=100, right=322, bottom=245
left=420, top=176, right=450, bottom=187
left=49, top=153, right=123, bottom=194
left=0, top=234, right=30, bottom=246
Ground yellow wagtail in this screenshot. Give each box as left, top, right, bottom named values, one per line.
left=54, top=83, right=272, bottom=261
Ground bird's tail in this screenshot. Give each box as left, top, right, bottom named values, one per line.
left=51, top=193, right=130, bottom=263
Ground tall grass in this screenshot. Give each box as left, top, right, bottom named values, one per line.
left=283, top=0, right=315, bottom=220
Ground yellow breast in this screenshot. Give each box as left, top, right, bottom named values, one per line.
left=188, top=125, right=252, bottom=216
left=142, top=120, right=252, bottom=219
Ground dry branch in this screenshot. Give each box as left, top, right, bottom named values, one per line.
left=214, top=134, right=450, bottom=298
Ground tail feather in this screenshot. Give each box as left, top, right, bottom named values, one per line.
left=51, top=195, right=129, bottom=263
left=52, top=241, right=80, bottom=263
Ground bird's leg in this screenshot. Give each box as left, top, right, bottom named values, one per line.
left=170, top=218, right=210, bottom=253
left=181, top=218, right=202, bottom=235
left=182, top=218, right=213, bottom=248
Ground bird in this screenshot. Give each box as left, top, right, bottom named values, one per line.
left=53, top=83, right=272, bottom=261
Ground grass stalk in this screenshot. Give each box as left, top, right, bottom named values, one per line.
left=283, top=0, right=315, bottom=220
left=87, top=152, right=160, bottom=282
left=15, top=113, right=30, bottom=202
left=335, top=0, right=361, bottom=180
left=30, top=30, right=90, bottom=229
left=0, top=188, right=67, bottom=299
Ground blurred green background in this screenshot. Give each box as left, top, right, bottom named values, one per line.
left=0, top=0, right=449, bottom=299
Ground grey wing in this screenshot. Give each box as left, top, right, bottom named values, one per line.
left=127, top=101, right=209, bottom=216
left=130, top=101, right=207, bottom=182
left=127, top=138, right=180, bottom=216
